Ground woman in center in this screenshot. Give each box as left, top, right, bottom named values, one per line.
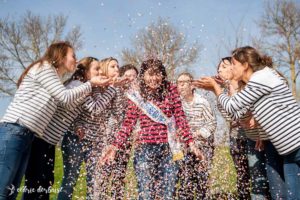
left=100, top=59, right=203, bottom=200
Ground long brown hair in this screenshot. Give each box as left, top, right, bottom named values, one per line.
left=232, top=46, right=273, bottom=72
left=139, top=59, right=169, bottom=101
left=231, top=46, right=290, bottom=85
left=17, top=41, right=73, bottom=87
left=64, top=57, right=99, bottom=85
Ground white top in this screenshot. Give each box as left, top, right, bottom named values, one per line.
left=219, top=67, right=300, bottom=155
left=1, top=62, right=92, bottom=136
left=181, top=93, right=216, bottom=148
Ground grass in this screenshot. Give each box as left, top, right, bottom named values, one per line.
left=17, top=145, right=237, bottom=200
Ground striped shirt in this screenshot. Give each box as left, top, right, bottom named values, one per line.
left=181, top=93, right=216, bottom=148
left=219, top=67, right=300, bottom=155
left=74, top=87, right=122, bottom=143
left=239, top=112, right=269, bottom=141
left=114, top=83, right=193, bottom=149
left=1, top=62, right=92, bottom=136
left=217, top=98, right=243, bottom=138
left=42, top=81, right=117, bottom=145
left=218, top=89, right=269, bottom=140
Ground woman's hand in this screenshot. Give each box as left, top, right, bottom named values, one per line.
left=75, top=127, right=85, bottom=140
left=255, top=140, right=264, bottom=151
left=192, top=77, right=216, bottom=91
left=110, top=76, right=130, bottom=87
left=189, top=143, right=208, bottom=171
left=192, top=77, right=222, bottom=96
left=189, top=143, right=205, bottom=161
left=90, top=75, right=111, bottom=87
left=239, top=113, right=258, bottom=129
left=98, top=145, right=118, bottom=166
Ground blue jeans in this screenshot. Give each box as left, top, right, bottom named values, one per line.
left=229, top=136, right=251, bottom=199
left=247, top=139, right=271, bottom=200
left=177, top=149, right=213, bottom=200
left=283, top=148, right=300, bottom=200
left=57, top=132, right=96, bottom=200
left=134, top=143, right=179, bottom=200
left=0, top=122, right=34, bottom=200
left=264, top=141, right=287, bottom=199
left=57, top=132, right=84, bottom=200
left=21, top=137, right=55, bottom=200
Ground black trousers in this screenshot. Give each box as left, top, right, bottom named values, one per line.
left=22, top=137, right=55, bottom=200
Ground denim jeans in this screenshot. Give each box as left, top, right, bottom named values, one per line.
left=229, top=136, right=251, bottom=199
left=177, top=149, right=213, bottom=200
left=57, top=132, right=84, bottom=200
left=283, top=148, right=300, bottom=200
left=21, top=137, right=55, bottom=200
left=93, top=148, right=131, bottom=200
left=134, top=143, right=179, bottom=200
left=264, top=141, right=287, bottom=200
left=247, top=139, right=271, bottom=200
left=0, top=122, right=34, bottom=200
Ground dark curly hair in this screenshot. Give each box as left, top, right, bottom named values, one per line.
left=139, top=59, right=169, bottom=101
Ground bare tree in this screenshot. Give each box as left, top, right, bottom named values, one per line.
left=258, top=0, right=300, bottom=97
left=121, top=17, right=201, bottom=79
left=0, top=11, right=83, bottom=97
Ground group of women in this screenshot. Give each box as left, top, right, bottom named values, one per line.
left=0, top=41, right=299, bottom=200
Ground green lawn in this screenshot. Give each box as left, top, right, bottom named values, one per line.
left=18, top=145, right=237, bottom=200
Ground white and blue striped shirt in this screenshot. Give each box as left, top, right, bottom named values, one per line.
left=219, top=67, right=300, bottom=155
left=42, top=81, right=117, bottom=145
left=1, top=62, right=92, bottom=137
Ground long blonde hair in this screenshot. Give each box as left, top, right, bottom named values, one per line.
left=99, top=57, right=118, bottom=77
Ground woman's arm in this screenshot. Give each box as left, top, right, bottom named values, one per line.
left=81, top=87, right=117, bottom=114
left=219, top=82, right=271, bottom=120
left=35, top=64, right=92, bottom=108
left=113, top=99, right=139, bottom=149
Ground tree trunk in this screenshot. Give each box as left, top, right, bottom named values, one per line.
left=290, top=62, right=297, bottom=97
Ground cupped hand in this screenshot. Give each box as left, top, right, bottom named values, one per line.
left=192, top=77, right=217, bottom=91
left=90, top=75, right=111, bottom=87
left=110, top=76, right=130, bottom=87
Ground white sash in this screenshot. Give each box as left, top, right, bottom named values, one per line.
left=126, top=91, right=184, bottom=161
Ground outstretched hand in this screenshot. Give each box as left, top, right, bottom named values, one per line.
left=192, top=77, right=217, bottom=91
left=192, top=77, right=222, bottom=96
left=90, top=75, right=111, bottom=87
left=110, top=76, right=130, bottom=87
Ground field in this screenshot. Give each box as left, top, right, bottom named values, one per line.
left=17, top=145, right=237, bottom=200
